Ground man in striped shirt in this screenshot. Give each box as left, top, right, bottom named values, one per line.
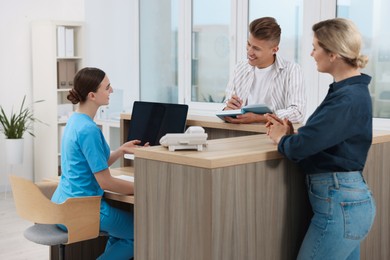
left=223, top=17, right=306, bottom=124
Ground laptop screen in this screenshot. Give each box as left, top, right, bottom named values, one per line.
left=127, top=101, right=189, bottom=146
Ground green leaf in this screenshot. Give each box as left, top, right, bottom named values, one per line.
left=0, top=95, right=46, bottom=139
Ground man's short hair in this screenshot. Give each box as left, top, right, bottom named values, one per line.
left=249, top=17, right=281, bottom=45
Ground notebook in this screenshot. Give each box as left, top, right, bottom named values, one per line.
left=216, top=103, right=272, bottom=120
left=127, top=101, right=189, bottom=146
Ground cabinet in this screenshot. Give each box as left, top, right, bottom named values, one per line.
left=32, top=21, right=84, bottom=182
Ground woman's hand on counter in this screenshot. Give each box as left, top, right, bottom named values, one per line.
left=265, top=113, right=294, bottom=144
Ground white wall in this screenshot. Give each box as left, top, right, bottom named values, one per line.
left=0, top=0, right=137, bottom=190
left=0, top=0, right=84, bottom=189
left=84, top=0, right=139, bottom=116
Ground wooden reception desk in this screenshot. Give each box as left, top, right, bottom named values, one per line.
left=132, top=131, right=390, bottom=260
left=49, top=113, right=389, bottom=260
left=120, top=113, right=301, bottom=167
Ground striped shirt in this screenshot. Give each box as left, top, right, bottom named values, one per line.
left=224, top=55, right=306, bottom=123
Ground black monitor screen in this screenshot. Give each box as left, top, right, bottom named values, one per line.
left=127, top=101, right=189, bottom=146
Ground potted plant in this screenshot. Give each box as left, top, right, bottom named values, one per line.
left=0, top=96, right=44, bottom=164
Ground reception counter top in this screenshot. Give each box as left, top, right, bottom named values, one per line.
left=134, top=130, right=390, bottom=169
left=121, top=112, right=305, bottom=145
left=120, top=112, right=303, bottom=167
left=135, top=134, right=280, bottom=168
left=121, top=113, right=270, bottom=134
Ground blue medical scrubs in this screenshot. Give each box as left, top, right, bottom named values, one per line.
left=52, top=113, right=134, bottom=259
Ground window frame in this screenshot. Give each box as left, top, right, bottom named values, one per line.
left=140, top=0, right=390, bottom=129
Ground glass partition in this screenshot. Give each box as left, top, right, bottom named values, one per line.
left=191, top=0, right=231, bottom=103
left=140, top=0, right=179, bottom=103
left=337, top=0, right=390, bottom=118
left=249, top=0, right=303, bottom=64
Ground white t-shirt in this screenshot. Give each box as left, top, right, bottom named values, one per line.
left=247, top=63, right=275, bottom=109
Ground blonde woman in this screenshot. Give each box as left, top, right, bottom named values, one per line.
left=266, top=18, right=375, bottom=259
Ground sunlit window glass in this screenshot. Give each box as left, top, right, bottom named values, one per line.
left=192, top=0, right=231, bottom=103
left=249, top=0, right=303, bottom=64
left=140, top=0, right=178, bottom=103
left=337, top=0, right=390, bottom=118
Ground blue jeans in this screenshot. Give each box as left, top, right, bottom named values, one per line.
left=97, top=200, right=134, bottom=260
left=297, top=171, right=376, bottom=260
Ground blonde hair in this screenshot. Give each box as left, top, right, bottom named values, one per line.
left=312, top=18, right=368, bottom=68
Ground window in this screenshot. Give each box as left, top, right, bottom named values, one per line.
left=337, top=0, right=390, bottom=120
left=139, top=0, right=304, bottom=109
left=140, top=0, right=179, bottom=103
left=249, top=0, right=303, bottom=64
left=137, top=0, right=390, bottom=129
left=191, top=0, right=231, bottom=104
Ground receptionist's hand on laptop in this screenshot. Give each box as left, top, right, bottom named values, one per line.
left=118, top=140, right=149, bottom=155
left=121, top=140, right=149, bottom=154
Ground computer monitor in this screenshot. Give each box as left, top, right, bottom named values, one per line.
left=127, top=101, right=189, bottom=146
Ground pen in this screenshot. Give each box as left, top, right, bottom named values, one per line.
left=226, top=86, right=236, bottom=105
left=241, top=96, right=247, bottom=107
left=231, top=85, right=236, bottom=99
left=230, top=86, right=246, bottom=107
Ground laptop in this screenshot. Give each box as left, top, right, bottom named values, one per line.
left=127, top=101, right=189, bottom=146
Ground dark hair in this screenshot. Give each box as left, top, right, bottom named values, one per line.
left=67, top=67, right=106, bottom=104
left=312, top=18, right=368, bottom=68
left=249, top=17, right=281, bottom=45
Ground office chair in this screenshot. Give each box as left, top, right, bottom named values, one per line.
left=9, top=175, right=102, bottom=260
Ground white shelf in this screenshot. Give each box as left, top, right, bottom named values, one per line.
left=95, top=119, right=120, bottom=128
left=32, top=21, right=122, bottom=180
left=57, top=88, right=71, bottom=92
left=32, top=20, right=84, bottom=182
left=56, top=56, right=82, bottom=60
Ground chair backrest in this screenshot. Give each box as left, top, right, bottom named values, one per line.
left=35, top=181, right=58, bottom=199
left=9, top=175, right=102, bottom=244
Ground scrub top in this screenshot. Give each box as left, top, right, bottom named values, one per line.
left=51, top=112, right=110, bottom=213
